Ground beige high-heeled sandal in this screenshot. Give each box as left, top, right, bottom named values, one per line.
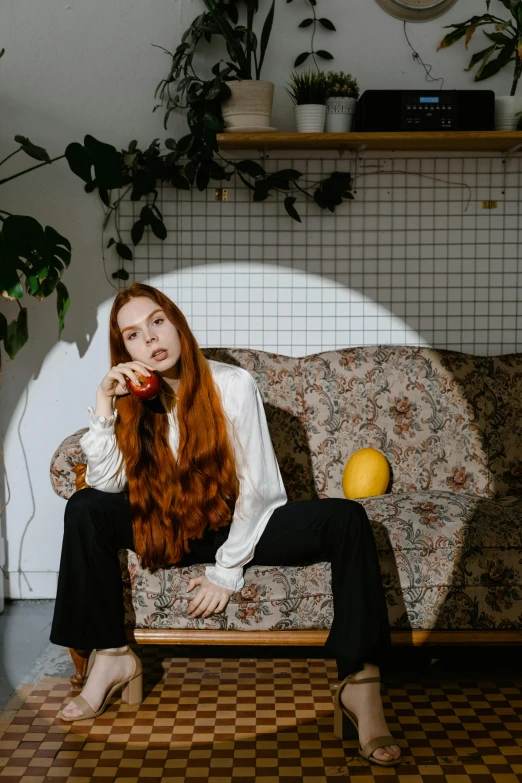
left=333, top=674, right=402, bottom=767
left=57, top=647, right=143, bottom=722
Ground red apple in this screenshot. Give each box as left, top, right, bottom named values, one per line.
left=128, top=370, right=161, bottom=400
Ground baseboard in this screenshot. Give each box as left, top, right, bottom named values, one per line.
left=5, top=571, right=58, bottom=600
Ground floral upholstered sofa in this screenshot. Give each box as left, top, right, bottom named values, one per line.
left=50, top=345, right=522, bottom=656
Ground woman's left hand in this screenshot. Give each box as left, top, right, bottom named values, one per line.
left=186, top=575, right=234, bottom=618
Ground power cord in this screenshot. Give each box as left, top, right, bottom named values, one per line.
left=403, top=21, right=444, bottom=89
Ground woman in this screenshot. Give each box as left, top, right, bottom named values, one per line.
left=50, top=282, right=401, bottom=766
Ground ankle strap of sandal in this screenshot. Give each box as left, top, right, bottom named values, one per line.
left=95, top=648, right=130, bottom=656
left=342, top=675, right=381, bottom=685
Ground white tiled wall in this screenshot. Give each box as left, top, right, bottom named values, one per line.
left=118, top=151, right=522, bottom=357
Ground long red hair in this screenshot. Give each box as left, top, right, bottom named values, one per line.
left=109, top=283, right=239, bottom=570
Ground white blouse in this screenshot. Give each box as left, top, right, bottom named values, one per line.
left=78, top=359, right=288, bottom=592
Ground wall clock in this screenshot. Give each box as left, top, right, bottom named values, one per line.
left=375, top=0, right=458, bottom=23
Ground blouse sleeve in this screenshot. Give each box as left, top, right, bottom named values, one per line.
left=78, top=406, right=127, bottom=493
left=204, top=369, right=288, bottom=592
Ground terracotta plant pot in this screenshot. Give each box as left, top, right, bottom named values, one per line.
left=221, top=79, right=275, bottom=131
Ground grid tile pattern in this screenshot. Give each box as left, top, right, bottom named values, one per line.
left=117, top=153, right=522, bottom=357
left=0, top=647, right=521, bottom=782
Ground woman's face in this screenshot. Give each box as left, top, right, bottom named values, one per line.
left=117, top=297, right=182, bottom=377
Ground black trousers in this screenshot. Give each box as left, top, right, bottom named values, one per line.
left=50, top=489, right=392, bottom=680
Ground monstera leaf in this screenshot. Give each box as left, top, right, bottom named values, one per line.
left=0, top=214, right=71, bottom=358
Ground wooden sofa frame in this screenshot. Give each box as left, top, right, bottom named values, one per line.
left=68, top=629, right=522, bottom=686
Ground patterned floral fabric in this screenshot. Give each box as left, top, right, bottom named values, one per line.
left=49, top=346, right=522, bottom=631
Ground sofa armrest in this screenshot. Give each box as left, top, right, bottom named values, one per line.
left=50, top=428, right=90, bottom=499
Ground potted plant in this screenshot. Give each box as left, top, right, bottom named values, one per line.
left=437, top=0, right=522, bottom=129
left=286, top=69, right=328, bottom=132
left=165, top=0, right=276, bottom=133
left=324, top=71, right=360, bottom=132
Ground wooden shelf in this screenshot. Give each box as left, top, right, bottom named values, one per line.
left=217, top=130, right=522, bottom=152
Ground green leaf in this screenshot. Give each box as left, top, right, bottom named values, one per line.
left=465, top=43, right=496, bottom=71
left=115, top=242, right=133, bottom=261
left=437, top=26, right=470, bottom=50
left=483, top=30, right=514, bottom=44
left=475, top=39, right=516, bottom=80
left=316, top=49, right=334, bottom=60
left=284, top=196, right=301, bottom=223
left=64, top=142, right=94, bottom=184
left=258, top=0, right=275, bottom=77
left=13, top=135, right=51, bottom=163
left=294, top=52, right=310, bottom=67
left=112, top=268, right=129, bottom=281
left=131, top=219, right=145, bottom=246
left=25, top=274, right=40, bottom=296
left=236, top=159, right=266, bottom=178
left=4, top=307, right=28, bottom=359
left=40, top=267, right=59, bottom=297
left=252, top=180, right=270, bottom=202
left=170, top=172, right=191, bottom=190
left=84, top=135, right=126, bottom=190
left=2, top=215, right=71, bottom=296
left=0, top=312, right=7, bottom=341
left=318, top=17, right=336, bottom=31
left=56, top=281, right=70, bottom=337
left=274, top=168, right=302, bottom=180
left=107, top=237, right=116, bottom=248
left=149, top=215, right=167, bottom=240
left=203, top=112, right=223, bottom=130
left=196, top=163, right=210, bottom=191
left=298, top=18, right=314, bottom=28
left=66, top=136, right=125, bottom=191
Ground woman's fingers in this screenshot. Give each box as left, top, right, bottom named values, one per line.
left=201, top=598, right=222, bottom=618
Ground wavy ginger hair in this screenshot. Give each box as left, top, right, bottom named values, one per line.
left=109, top=283, right=239, bottom=570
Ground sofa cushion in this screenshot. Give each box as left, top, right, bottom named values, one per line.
left=121, top=490, right=522, bottom=632
left=299, top=346, right=491, bottom=498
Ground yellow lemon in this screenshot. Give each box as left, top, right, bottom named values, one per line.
left=342, top=447, right=390, bottom=499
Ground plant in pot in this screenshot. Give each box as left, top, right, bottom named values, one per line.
left=160, top=0, right=277, bottom=133
left=286, top=69, right=328, bottom=133
left=324, top=71, right=360, bottom=132
left=437, top=0, right=522, bottom=129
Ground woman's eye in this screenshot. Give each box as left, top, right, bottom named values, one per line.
left=127, top=319, right=162, bottom=339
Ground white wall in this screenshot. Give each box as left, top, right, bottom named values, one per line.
left=0, top=0, right=518, bottom=598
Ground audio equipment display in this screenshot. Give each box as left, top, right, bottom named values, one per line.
left=353, top=90, right=495, bottom=132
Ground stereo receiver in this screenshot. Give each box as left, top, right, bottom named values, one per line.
left=353, top=89, right=495, bottom=132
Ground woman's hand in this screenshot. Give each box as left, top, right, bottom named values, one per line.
left=186, top=575, right=234, bottom=618
left=97, top=361, right=157, bottom=399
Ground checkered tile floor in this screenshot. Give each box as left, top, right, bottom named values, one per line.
left=0, top=646, right=521, bottom=782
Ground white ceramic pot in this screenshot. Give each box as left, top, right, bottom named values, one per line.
left=494, top=95, right=522, bottom=130
left=294, top=104, right=326, bottom=133
left=221, top=79, right=275, bottom=130
left=325, top=96, right=358, bottom=132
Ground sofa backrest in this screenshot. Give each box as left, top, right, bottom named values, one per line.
left=298, top=346, right=494, bottom=498
left=204, top=345, right=498, bottom=499
left=51, top=345, right=522, bottom=502
left=487, top=354, right=522, bottom=498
